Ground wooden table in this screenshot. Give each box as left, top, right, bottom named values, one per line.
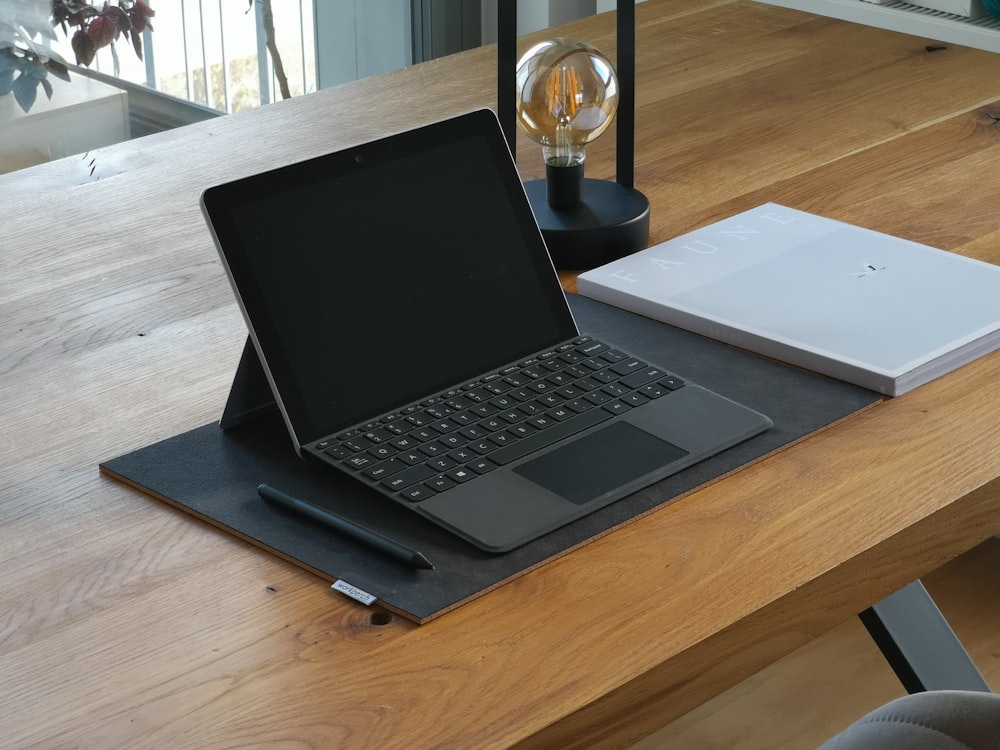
left=3, top=2, right=1000, bottom=748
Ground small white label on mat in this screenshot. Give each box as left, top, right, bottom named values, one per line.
left=332, top=580, right=377, bottom=606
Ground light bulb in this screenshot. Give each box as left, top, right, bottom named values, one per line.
left=515, top=38, right=619, bottom=169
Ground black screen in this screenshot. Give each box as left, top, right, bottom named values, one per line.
left=210, top=111, right=576, bottom=444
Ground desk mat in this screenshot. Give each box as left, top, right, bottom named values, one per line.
left=100, top=294, right=881, bottom=623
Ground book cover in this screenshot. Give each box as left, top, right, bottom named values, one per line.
left=576, top=203, right=1000, bottom=396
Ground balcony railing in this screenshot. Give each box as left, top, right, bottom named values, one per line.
left=58, top=0, right=317, bottom=114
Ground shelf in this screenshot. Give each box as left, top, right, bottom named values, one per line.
left=757, top=0, right=1000, bottom=52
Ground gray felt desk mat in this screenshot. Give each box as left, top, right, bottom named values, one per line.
left=100, top=293, right=881, bottom=622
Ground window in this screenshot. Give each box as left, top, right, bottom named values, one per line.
left=1, top=0, right=624, bottom=174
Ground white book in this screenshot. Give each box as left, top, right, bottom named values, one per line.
left=576, top=203, right=1000, bottom=396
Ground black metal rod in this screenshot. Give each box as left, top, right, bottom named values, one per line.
left=858, top=580, right=991, bottom=694
left=497, top=0, right=517, bottom=156
left=616, top=0, right=635, bottom=189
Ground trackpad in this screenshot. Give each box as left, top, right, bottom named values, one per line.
left=514, top=421, right=688, bottom=505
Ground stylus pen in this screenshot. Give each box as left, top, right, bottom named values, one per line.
left=257, top=483, right=435, bottom=570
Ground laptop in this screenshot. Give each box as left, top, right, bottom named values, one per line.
left=201, top=108, right=772, bottom=553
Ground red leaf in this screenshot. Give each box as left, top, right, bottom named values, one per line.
left=105, top=6, right=131, bottom=36
left=131, top=1, right=156, bottom=33
left=87, top=16, right=118, bottom=50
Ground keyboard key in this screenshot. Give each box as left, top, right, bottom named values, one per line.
left=602, top=400, right=632, bottom=415
left=324, top=444, right=353, bottom=460
left=622, top=392, right=649, bottom=406
left=584, top=389, right=613, bottom=406
left=463, top=387, right=490, bottom=402
left=345, top=454, right=375, bottom=470
left=563, top=398, right=593, bottom=414
left=427, top=456, right=456, bottom=471
left=469, top=440, right=497, bottom=454
left=507, top=387, right=535, bottom=401
left=460, top=424, right=488, bottom=440
left=479, top=416, right=506, bottom=432
left=539, top=358, right=564, bottom=372
left=609, top=358, right=646, bottom=376
left=507, top=423, right=536, bottom=438
left=419, top=441, right=446, bottom=456
left=470, top=402, right=499, bottom=417
left=576, top=340, right=608, bottom=357
left=445, top=395, right=475, bottom=410
left=589, top=369, right=618, bottom=384
left=503, top=373, right=530, bottom=387
left=438, top=433, right=468, bottom=448
left=362, top=427, right=395, bottom=443
left=468, top=457, right=497, bottom=474
left=659, top=375, right=685, bottom=390
left=425, top=405, right=454, bottom=419
left=483, top=380, right=512, bottom=395
left=383, top=463, right=435, bottom=491
left=426, top=475, right=456, bottom=492
left=402, top=484, right=434, bottom=502
left=517, top=402, right=542, bottom=416
left=390, top=434, right=418, bottom=450
left=411, top=427, right=436, bottom=442
left=343, top=435, right=373, bottom=452
left=384, top=419, right=411, bottom=435
left=640, top=382, right=668, bottom=399
left=367, top=444, right=398, bottom=460
left=446, top=466, right=475, bottom=483
left=363, top=458, right=405, bottom=480
left=621, top=367, right=666, bottom=389
left=489, top=395, right=518, bottom=409
left=447, top=446, right=478, bottom=463
left=528, top=415, right=556, bottom=430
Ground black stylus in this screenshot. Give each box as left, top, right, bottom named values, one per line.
left=257, top=483, right=435, bottom=570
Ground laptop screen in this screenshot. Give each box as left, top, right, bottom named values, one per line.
left=203, top=109, right=577, bottom=445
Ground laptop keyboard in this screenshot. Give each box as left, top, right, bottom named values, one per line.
left=315, top=336, right=686, bottom=502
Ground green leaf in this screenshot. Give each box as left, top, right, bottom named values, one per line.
left=46, top=59, right=72, bottom=83
left=0, top=50, right=18, bottom=77
left=12, top=71, right=39, bottom=113
left=0, top=68, right=14, bottom=97
left=130, top=28, right=143, bottom=61
left=72, top=29, right=96, bottom=66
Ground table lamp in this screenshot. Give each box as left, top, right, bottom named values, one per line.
left=498, top=1, right=649, bottom=270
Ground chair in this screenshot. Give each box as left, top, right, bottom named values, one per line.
left=817, top=690, right=1000, bottom=749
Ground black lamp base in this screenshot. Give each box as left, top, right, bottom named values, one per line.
left=524, top=178, right=650, bottom=269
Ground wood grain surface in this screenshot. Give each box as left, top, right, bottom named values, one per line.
left=3, top=2, right=1000, bottom=748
